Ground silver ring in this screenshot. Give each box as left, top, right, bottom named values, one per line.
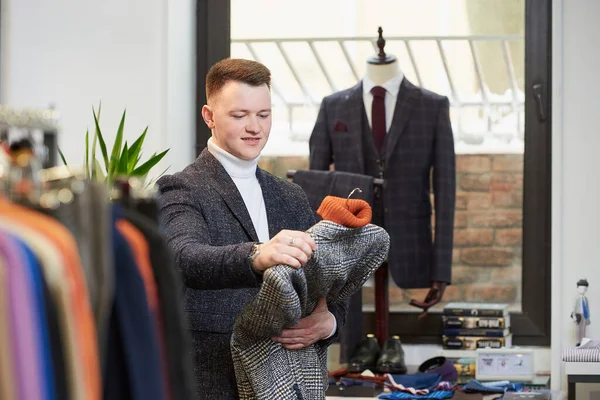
left=289, top=237, right=296, bottom=246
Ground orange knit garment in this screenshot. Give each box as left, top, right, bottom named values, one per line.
left=316, top=195, right=372, bottom=228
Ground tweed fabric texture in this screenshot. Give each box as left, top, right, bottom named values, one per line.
left=231, top=220, right=390, bottom=400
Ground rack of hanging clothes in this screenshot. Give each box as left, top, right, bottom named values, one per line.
left=0, top=137, right=195, bottom=400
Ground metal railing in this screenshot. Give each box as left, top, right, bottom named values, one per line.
left=232, top=35, right=525, bottom=146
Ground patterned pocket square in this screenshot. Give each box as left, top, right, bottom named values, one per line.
left=334, top=121, right=347, bottom=132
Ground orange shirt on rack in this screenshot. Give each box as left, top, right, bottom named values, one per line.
left=116, top=220, right=159, bottom=310
left=116, top=219, right=171, bottom=399
left=0, top=198, right=101, bottom=400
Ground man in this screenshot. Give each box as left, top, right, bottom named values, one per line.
left=157, top=58, right=346, bottom=399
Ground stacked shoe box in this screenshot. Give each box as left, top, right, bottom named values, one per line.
left=442, top=302, right=511, bottom=351
left=441, top=302, right=511, bottom=379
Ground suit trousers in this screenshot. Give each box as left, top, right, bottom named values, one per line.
left=291, top=170, right=376, bottom=363
left=191, top=330, right=238, bottom=400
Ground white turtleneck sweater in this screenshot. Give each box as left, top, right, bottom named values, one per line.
left=207, top=137, right=270, bottom=243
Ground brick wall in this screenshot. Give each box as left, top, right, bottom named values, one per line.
left=258, top=154, right=524, bottom=311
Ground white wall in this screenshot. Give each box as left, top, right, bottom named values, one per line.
left=551, top=0, right=600, bottom=392
left=0, top=0, right=195, bottom=176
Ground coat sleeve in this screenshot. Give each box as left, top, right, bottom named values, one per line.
left=157, top=174, right=261, bottom=290
left=431, top=97, right=456, bottom=284
left=309, top=97, right=334, bottom=171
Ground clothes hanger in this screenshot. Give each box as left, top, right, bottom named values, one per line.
left=346, top=187, right=362, bottom=208
left=5, top=136, right=44, bottom=206
left=112, top=176, right=159, bottom=221
left=0, top=136, right=84, bottom=211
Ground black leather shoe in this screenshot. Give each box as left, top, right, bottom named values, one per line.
left=376, top=335, right=407, bottom=374
left=348, top=334, right=380, bottom=373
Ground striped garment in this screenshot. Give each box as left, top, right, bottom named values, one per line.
left=231, top=220, right=390, bottom=400
left=379, top=391, right=454, bottom=399
left=462, top=379, right=522, bottom=393
left=562, top=345, right=600, bottom=362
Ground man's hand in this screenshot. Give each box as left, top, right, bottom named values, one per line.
left=272, top=297, right=334, bottom=350
left=253, top=229, right=316, bottom=272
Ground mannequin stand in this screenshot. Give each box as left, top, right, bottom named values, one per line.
left=285, top=170, right=391, bottom=347
left=374, top=261, right=389, bottom=347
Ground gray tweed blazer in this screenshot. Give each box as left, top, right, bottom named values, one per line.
left=232, top=221, right=389, bottom=400
left=157, top=149, right=348, bottom=397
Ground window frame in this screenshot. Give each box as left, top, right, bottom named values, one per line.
left=195, top=0, right=552, bottom=346
left=195, top=0, right=231, bottom=157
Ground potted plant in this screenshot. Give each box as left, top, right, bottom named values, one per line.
left=59, top=103, right=169, bottom=188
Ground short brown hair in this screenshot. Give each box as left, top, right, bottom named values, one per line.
left=206, top=58, right=271, bottom=101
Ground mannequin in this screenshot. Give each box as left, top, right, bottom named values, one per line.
left=571, top=279, right=591, bottom=346
left=365, top=57, right=401, bottom=86
left=362, top=28, right=449, bottom=318
left=308, top=26, right=456, bottom=370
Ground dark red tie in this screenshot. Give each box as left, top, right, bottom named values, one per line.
left=370, top=86, right=386, bottom=152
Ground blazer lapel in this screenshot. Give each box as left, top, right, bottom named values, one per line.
left=384, top=78, right=421, bottom=166
left=335, top=82, right=366, bottom=174
left=256, top=170, right=280, bottom=239
left=195, top=150, right=259, bottom=242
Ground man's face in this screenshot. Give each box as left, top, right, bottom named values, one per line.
left=202, top=80, right=272, bottom=160
left=578, top=285, right=588, bottom=295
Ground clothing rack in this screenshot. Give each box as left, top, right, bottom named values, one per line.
left=0, top=151, right=195, bottom=399
left=112, top=177, right=160, bottom=223
left=287, top=169, right=389, bottom=347
left=286, top=170, right=385, bottom=187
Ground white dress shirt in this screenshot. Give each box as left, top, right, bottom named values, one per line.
left=362, top=72, right=404, bottom=132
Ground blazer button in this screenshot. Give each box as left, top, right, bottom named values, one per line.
left=384, top=208, right=388, bottom=213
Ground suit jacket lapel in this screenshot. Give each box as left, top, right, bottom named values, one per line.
left=256, top=170, right=281, bottom=239
left=385, top=78, right=421, bottom=165
left=195, top=149, right=259, bottom=242
left=336, top=82, right=366, bottom=174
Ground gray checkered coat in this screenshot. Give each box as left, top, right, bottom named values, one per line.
left=231, top=220, right=390, bottom=400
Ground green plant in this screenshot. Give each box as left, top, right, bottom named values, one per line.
left=59, top=103, right=169, bottom=186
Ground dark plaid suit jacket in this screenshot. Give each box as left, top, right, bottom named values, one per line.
left=309, top=78, right=456, bottom=288
left=156, top=149, right=347, bottom=399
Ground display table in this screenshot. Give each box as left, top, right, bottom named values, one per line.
left=327, top=392, right=564, bottom=399
left=565, top=361, right=600, bottom=400
left=326, top=370, right=560, bottom=399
